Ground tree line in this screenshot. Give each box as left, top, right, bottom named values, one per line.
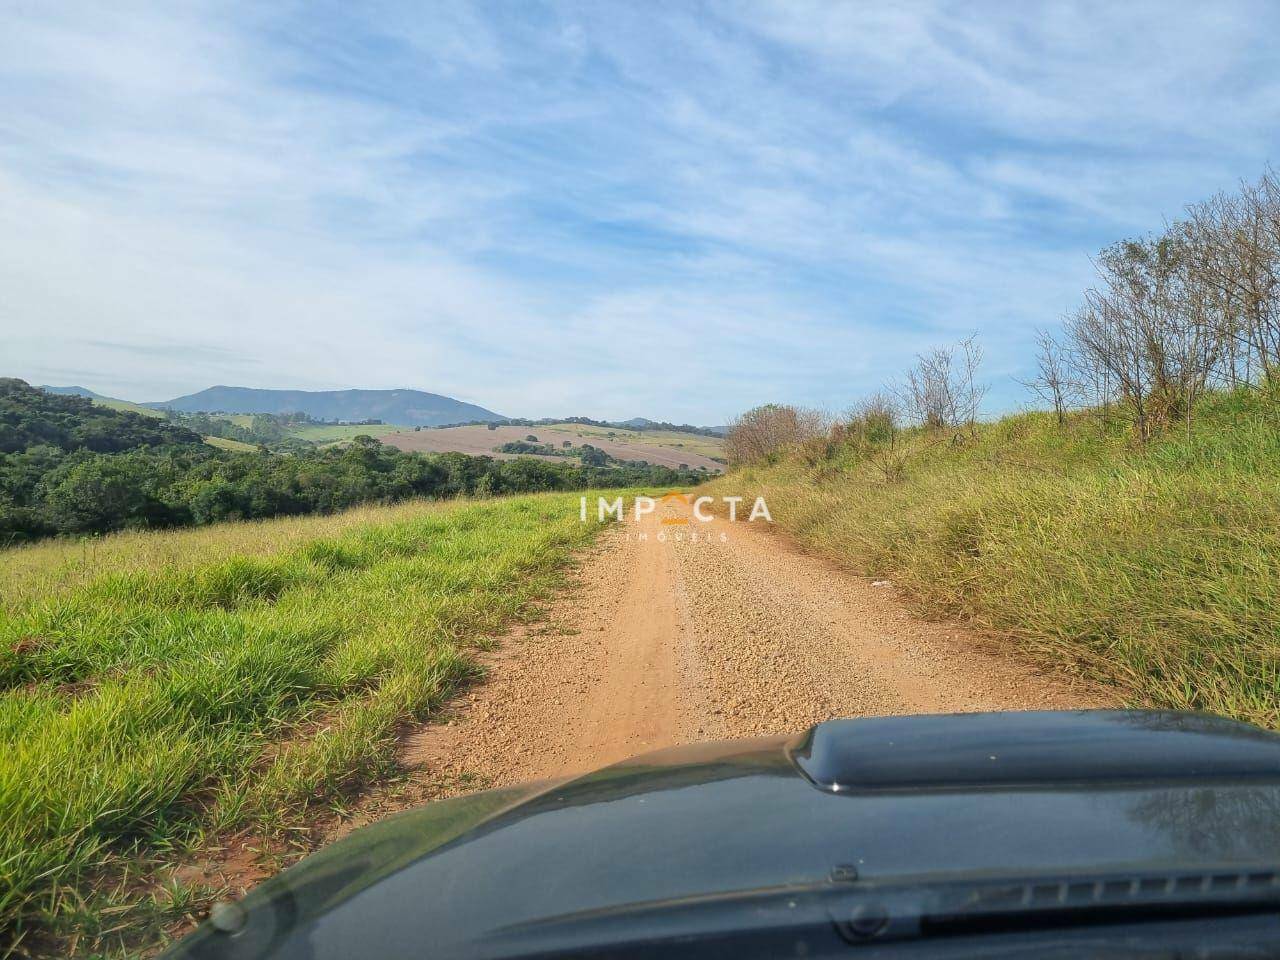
left=159, top=409, right=315, bottom=449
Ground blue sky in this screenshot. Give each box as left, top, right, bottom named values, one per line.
left=4, top=1, right=1280, bottom=423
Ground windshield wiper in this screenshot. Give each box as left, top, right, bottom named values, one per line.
left=486, top=867, right=1280, bottom=957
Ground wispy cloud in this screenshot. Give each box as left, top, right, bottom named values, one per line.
left=3, top=1, right=1279, bottom=421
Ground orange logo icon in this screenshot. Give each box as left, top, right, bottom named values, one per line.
left=659, top=491, right=690, bottom=525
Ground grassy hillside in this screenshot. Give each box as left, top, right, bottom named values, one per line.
left=286, top=422, right=413, bottom=443
left=707, top=388, right=1280, bottom=728
left=92, top=397, right=166, bottom=419
left=565, top=423, right=725, bottom=459
left=154, top=385, right=503, bottom=426
left=385, top=422, right=725, bottom=473
left=0, top=492, right=611, bottom=955
left=200, top=434, right=259, bottom=452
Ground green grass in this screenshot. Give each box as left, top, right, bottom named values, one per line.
left=201, top=434, right=259, bottom=452
left=0, top=492, right=610, bottom=955
left=554, top=424, right=725, bottom=458
left=707, top=388, right=1280, bottom=727
left=91, top=398, right=165, bottom=419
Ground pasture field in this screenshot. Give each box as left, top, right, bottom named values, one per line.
left=383, top=422, right=724, bottom=471
left=91, top=397, right=165, bottom=419
left=284, top=422, right=414, bottom=443
left=0, top=493, right=609, bottom=954
left=201, top=434, right=259, bottom=452
left=706, top=389, right=1280, bottom=728
left=568, top=424, right=725, bottom=459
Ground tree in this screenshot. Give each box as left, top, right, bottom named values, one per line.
left=896, top=335, right=987, bottom=432
left=725, top=404, right=826, bottom=464
left=1067, top=235, right=1224, bottom=439
left=41, top=455, right=167, bottom=533
left=1020, top=328, right=1078, bottom=426
left=579, top=445, right=610, bottom=467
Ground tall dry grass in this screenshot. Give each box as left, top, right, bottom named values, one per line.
left=707, top=389, right=1280, bottom=727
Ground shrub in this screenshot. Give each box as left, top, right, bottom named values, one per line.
left=725, top=404, right=826, bottom=465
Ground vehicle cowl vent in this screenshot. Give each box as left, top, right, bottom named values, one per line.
left=790, top=710, right=1280, bottom=793
left=834, top=867, right=1280, bottom=944
left=931, top=868, right=1280, bottom=916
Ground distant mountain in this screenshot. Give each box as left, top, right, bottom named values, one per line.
left=618, top=417, right=655, bottom=429
left=40, top=385, right=166, bottom=419
left=39, top=385, right=110, bottom=400
left=147, top=386, right=504, bottom=427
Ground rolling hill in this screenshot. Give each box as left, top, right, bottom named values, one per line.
left=382, top=422, right=725, bottom=471
left=147, top=386, right=504, bottom=426
left=38, top=385, right=109, bottom=400
left=39, top=386, right=168, bottom=419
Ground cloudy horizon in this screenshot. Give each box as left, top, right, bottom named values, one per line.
left=5, top=2, right=1280, bottom=423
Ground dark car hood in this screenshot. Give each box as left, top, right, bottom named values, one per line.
left=166, top=711, right=1280, bottom=959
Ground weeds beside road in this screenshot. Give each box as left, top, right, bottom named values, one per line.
left=709, top=388, right=1280, bottom=729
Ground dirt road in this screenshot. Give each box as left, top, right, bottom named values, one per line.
left=406, top=498, right=1109, bottom=795
left=183, top=497, right=1112, bottom=910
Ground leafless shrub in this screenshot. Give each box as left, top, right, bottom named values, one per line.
left=1181, top=195, right=1255, bottom=387
left=1067, top=234, right=1225, bottom=440
left=896, top=334, right=987, bottom=433
left=725, top=404, right=827, bottom=465
left=1019, top=328, right=1080, bottom=426
left=1230, top=177, right=1280, bottom=376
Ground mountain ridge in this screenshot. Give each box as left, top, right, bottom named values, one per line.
left=38, top=385, right=109, bottom=400
left=35, top=384, right=726, bottom=433
left=144, top=385, right=505, bottom=427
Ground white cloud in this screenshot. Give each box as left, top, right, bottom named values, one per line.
left=3, top=0, right=1280, bottom=421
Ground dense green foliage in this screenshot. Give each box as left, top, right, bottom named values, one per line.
left=0, top=380, right=703, bottom=544
left=498, top=439, right=567, bottom=456
left=491, top=440, right=622, bottom=471
left=161, top=409, right=311, bottom=449
left=0, top=378, right=200, bottom=453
